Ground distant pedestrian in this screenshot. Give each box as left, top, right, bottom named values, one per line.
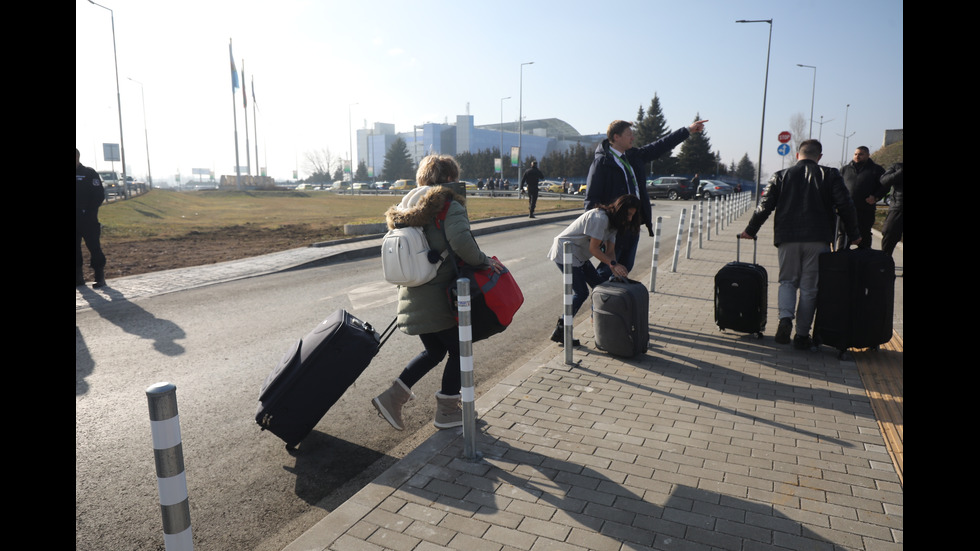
left=520, top=161, right=543, bottom=218
left=76, top=148, right=107, bottom=288
left=739, top=139, right=861, bottom=350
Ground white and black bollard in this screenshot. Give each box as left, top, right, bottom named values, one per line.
left=698, top=200, right=704, bottom=249
left=146, top=382, right=193, bottom=551
left=686, top=203, right=696, bottom=259
left=456, top=278, right=477, bottom=460
left=563, top=241, right=574, bottom=365
left=649, top=216, right=663, bottom=292
left=671, top=208, right=687, bottom=272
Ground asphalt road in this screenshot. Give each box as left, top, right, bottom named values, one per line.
left=75, top=202, right=694, bottom=550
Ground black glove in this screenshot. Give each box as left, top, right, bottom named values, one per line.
left=646, top=223, right=654, bottom=237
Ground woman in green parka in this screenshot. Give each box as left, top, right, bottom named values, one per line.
left=372, top=155, right=503, bottom=431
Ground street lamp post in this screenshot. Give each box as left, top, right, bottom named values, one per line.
left=499, top=96, right=510, bottom=180
left=127, top=77, right=152, bottom=188
left=348, top=102, right=358, bottom=194
left=89, top=0, right=128, bottom=198
left=517, top=61, right=533, bottom=188
left=736, top=19, right=772, bottom=206
left=797, top=64, right=816, bottom=139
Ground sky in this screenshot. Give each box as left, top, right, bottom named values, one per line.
left=76, top=0, right=903, bottom=185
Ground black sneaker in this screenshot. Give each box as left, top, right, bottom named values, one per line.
left=775, top=318, right=792, bottom=344
left=793, top=334, right=814, bottom=350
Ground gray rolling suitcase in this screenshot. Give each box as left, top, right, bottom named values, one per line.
left=592, top=278, right=649, bottom=357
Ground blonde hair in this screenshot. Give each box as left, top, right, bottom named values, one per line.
left=416, top=155, right=460, bottom=187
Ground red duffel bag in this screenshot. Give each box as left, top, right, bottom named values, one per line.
left=449, top=256, right=524, bottom=341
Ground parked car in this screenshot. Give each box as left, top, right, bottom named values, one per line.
left=460, top=180, right=478, bottom=191
left=374, top=181, right=390, bottom=190
left=351, top=182, right=370, bottom=191
left=697, top=180, right=734, bottom=200
left=390, top=179, right=415, bottom=190
left=646, top=177, right=694, bottom=200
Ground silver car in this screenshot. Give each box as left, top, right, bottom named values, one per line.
left=697, top=180, right=734, bottom=200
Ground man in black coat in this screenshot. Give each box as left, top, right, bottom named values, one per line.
left=76, top=148, right=107, bottom=288
left=838, top=146, right=885, bottom=250
left=585, top=118, right=707, bottom=279
left=875, top=161, right=903, bottom=256
left=740, top=139, right=861, bottom=349
left=520, top=161, right=543, bottom=218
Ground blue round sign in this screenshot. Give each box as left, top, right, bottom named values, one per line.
left=777, top=143, right=791, bottom=156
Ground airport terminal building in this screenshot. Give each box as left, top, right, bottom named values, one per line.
left=357, top=115, right=603, bottom=178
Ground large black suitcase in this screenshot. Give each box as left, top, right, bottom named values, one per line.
left=592, top=278, right=649, bottom=357
left=815, top=248, right=895, bottom=354
left=256, top=310, right=395, bottom=450
left=714, top=238, right=768, bottom=338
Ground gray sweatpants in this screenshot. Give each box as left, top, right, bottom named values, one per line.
left=776, top=241, right=829, bottom=336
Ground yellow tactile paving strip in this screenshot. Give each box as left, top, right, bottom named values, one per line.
left=854, top=331, right=904, bottom=487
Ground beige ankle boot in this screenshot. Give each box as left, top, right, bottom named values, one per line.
left=433, top=392, right=462, bottom=429
left=372, top=379, right=414, bottom=430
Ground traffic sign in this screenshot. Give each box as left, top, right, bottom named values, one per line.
left=778, top=131, right=792, bottom=144
left=777, top=143, right=791, bottom=156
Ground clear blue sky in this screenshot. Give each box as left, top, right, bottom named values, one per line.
left=76, top=0, right=903, bottom=184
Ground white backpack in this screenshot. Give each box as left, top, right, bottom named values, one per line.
left=381, top=188, right=449, bottom=287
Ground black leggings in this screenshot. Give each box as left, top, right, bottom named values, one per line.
left=397, top=326, right=461, bottom=396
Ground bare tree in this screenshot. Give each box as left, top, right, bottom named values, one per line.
left=304, top=148, right=334, bottom=182
left=789, top=113, right=807, bottom=155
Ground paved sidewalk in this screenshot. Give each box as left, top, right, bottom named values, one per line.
left=283, top=211, right=904, bottom=551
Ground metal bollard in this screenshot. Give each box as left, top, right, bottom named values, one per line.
left=456, top=278, right=477, bottom=460
left=671, top=207, right=686, bottom=272
left=563, top=242, right=574, bottom=364
left=698, top=200, right=704, bottom=249
left=649, top=216, right=663, bottom=292
left=146, top=382, right=193, bottom=551
left=686, top=203, right=696, bottom=259
left=706, top=198, right=713, bottom=241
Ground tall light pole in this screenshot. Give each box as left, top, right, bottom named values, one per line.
left=499, top=96, right=510, bottom=179
left=736, top=19, right=771, bottom=205
left=89, top=0, right=128, bottom=198
left=517, top=61, right=534, bottom=187
left=127, top=77, right=152, bottom=188
left=839, top=104, right=852, bottom=167
left=797, top=64, right=816, bottom=139
left=348, top=102, right=358, bottom=190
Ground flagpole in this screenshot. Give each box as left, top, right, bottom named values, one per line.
left=230, top=39, right=241, bottom=190
left=242, top=59, right=251, bottom=179
left=252, top=76, right=260, bottom=179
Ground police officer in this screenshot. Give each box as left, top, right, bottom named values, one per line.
left=76, top=148, right=107, bottom=288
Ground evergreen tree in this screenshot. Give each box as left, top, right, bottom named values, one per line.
left=382, top=138, right=415, bottom=180
left=675, top=113, right=716, bottom=176
left=633, top=93, right=674, bottom=177
left=354, top=161, right=368, bottom=181
left=736, top=153, right=756, bottom=182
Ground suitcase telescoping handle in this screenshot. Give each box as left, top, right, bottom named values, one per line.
left=736, top=236, right=757, bottom=264
left=377, top=317, right=398, bottom=349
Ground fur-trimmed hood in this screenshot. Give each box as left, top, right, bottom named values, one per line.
left=385, top=185, right=466, bottom=230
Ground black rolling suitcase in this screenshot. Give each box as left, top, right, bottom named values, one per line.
left=592, top=278, right=649, bottom=357
left=256, top=310, right=395, bottom=450
left=815, top=248, right=894, bottom=355
left=714, top=238, right=768, bottom=338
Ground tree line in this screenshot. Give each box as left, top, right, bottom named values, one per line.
left=302, top=93, right=757, bottom=183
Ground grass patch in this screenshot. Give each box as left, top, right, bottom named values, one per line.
left=100, top=188, right=576, bottom=242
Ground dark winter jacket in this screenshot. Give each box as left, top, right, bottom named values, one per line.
left=76, top=163, right=104, bottom=227
left=520, top=166, right=543, bottom=195
left=876, top=163, right=903, bottom=210
left=744, top=159, right=859, bottom=246
left=841, top=159, right=885, bottom=213
left=584, top=127, right=690, bottom=231
left=385, top=185, right=490, bottom=335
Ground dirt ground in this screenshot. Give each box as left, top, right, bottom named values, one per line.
left=83, top=224, right=349, bottom=280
